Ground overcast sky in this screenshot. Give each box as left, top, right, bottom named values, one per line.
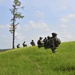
left=0, top=0, right=75, bottom=49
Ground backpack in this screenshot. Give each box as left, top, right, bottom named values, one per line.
left=54, top=38, right=61, bottom=47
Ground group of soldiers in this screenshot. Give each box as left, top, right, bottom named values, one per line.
left=37, top=32, right=61, bottom=53
left=17, top=40, right=35, bottom=48
left=17, top=32, right=61, bottom=53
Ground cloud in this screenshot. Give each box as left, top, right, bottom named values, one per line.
left=36, top=10, right=44, bottom=18
left=59, top=23, right=75, bottom=42
left=30, top=21, right=48, bottom=29
left=67, top=14, right=75, bottom=18
left=61, top=5, right=67, bottom=10
left=0, top=24, right=9, bottom=29
left=60, top=13, right=75, bottom=23
left=60, top=24, right=67, bottom=28
left=15, top=32, right=25, bottom=40
left=22, top=21, right=49, bottom=31
left=60, top=29, right=73, bottom=41
left=60, top=18, right=69, bottom=23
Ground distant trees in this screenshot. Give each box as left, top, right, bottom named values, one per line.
left=9, top=0, right=24, bottom=49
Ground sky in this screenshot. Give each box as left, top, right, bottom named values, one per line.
left=0, top=0, right=75, bottom=49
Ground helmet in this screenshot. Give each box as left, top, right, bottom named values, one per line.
left=47, top=36, right=50, bottom=39
left=52, top=32, right=57, bottom=36
left=39, top=37, right=43, bottom=39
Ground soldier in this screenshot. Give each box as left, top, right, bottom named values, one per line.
left=43, top=37, right=47, bottom=48
left=37, top=37, right=44, bottom=48
left=50, top=33, right=61, bottom=53
left=17, top=44, right=20, bottom=48
left=43, top=36, right=51, bottom=49
left=22, top=41, right=27, bottom=47
left=30, top=40, right=35, bottom=46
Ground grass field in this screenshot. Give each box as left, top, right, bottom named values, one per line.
left=0, top=41, right=75, bottom=75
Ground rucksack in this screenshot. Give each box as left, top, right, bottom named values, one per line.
left=54, top=38, right=61, bottom=47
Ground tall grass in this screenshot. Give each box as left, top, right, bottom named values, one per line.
left=0, top=41, right=75, bottom=75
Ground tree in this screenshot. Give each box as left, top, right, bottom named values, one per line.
left=9, top=0, right=24, bottom=49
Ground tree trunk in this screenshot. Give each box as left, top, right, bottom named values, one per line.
left=12, top=23, right=15, bottom=49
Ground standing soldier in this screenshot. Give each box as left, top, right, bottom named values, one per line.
left=50, top=33, right=61, bottom=53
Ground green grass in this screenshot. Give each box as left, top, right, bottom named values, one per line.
left=0, top=41, right=75, bottom=75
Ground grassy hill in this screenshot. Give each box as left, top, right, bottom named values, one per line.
left=0, top=41, right=75, bottom=75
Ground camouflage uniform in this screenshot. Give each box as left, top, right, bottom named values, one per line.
left=23, top=41, right=27, bottom=47
left=50, top=33, right=61, bottom=53
left=37, top=37, right=44, bottom=48
left=43, top=36, right=51, bottom=49
left=30, top=40, right=35, bottom=46
left=17, top=44, right=20, bottom=48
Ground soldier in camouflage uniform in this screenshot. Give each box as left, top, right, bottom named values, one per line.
left=30, top=40, right=35, bottom=46
left=37, top=37, right=44, bottom=48
left=50, top=33, right=61, bottom=53
left=17, top=44, right=20, bottom=48
left=23, top=41, right=27, bottom=47
left=43, top=36, right=51, bottom=49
